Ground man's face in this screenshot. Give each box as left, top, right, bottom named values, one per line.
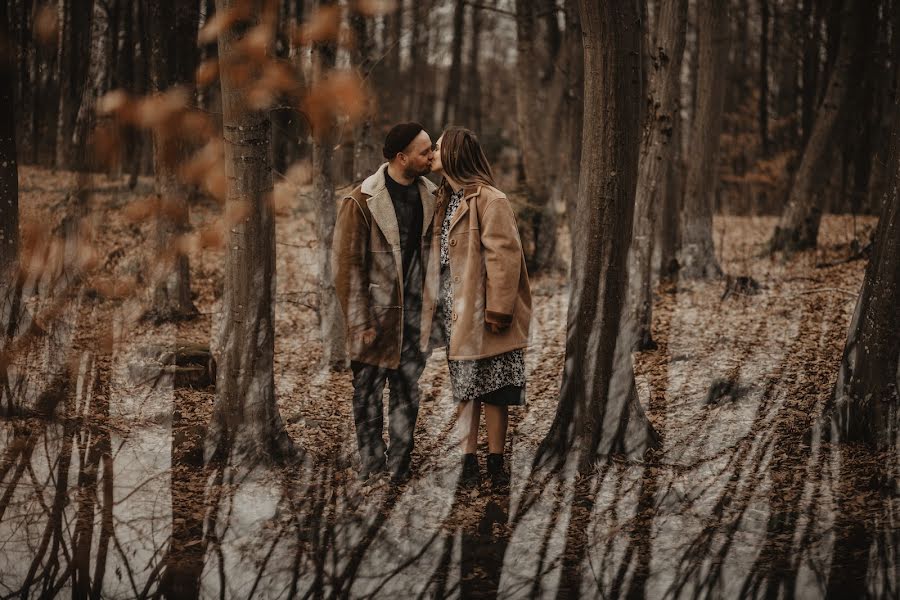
left=400, top=130, right=434, bottom=178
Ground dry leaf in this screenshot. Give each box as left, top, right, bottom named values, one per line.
left=196, top=59, right=220, bottom=88
left=293, top=6, right=342, bottom=45
left=34, top=5, right=58, bottom=46
left=351, top=0, right=398, bottom=15
left=198, top=1, right=252, bottom=44
left=123, top=196, right=161, bottom=222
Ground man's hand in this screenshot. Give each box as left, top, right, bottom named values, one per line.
left=360, top=327, right=377, bottom=345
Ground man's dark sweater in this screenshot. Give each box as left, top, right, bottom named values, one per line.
left=384, top=170, right=424, bottom=349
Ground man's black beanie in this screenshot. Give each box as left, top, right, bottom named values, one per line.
left=383, top=122, right=425, bottom=159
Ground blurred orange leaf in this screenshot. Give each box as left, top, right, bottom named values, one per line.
left=293, top=6, right=342, bottom=45
left=34, top=5, right=58, bottom=46
left=198, top=2, right=252, bottom=44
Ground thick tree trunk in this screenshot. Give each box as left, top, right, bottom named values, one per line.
left=313, top=1, right=346, bottom=370
left=144, top=0, right=199, bottom=322
left=677, top=0, right=728, bottom=279
left=560, top=0, right=584, bottom=228
left=0, top=0, right=18, bottom=277
left=769, top=0, right=867, bottom=253
left=537, top=0, right=660, bottom=470
left=832, top=86, right=900, bottom=450
left=207, top=0, right=296, bottom=465
left=627, top=0, right=687, bottom=352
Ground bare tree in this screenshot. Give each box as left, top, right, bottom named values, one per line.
left=0, top=0, right=18, bottom=277
left=627, top=0, right=688, bottom=351
left=442, top=0, right=465, bottom=126
left=55, top=0, right=95, bottom=169
left=207, top=0, right=296, bottom=464
left=144, top=0, right=200, bottom=322
left=313, top=0, right=346, bottom=370
left=677, top=0, right=728, bottom=280
left=537, top=0, right=659, bottom=470
left=769, top=0, right=871, bottom=253
left=350, top=8, right=379, bottom=182
left=832, top=85, right=900, bottom=449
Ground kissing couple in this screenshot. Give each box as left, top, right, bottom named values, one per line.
left=333, top=122, right=532, bottom=491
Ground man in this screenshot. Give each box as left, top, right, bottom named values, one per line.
left=333, top=122, right=437, bottom=483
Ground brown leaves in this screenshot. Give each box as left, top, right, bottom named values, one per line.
left=198, top=1, right=253, bottom=45
left=351, top=0, right=398, bottom=16
left=34, top=5, right=58, bottom=47
left=196, top=59, right=220, bottom=88
left=293, top=6, right=342, bottom=46
left=301, top=71, right=368, bottom=137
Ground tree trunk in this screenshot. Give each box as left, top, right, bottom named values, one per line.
left=759, top=0, right=770, bottom=155
left=466, top=3, right=483, bottom=132
left=207, top=0, right=296, bottom=465
left=832, top=81, right=900, bottom=450
left=313, top=0, right=346, bottom=371
left=144, top=0, right=199, bottom=322
left=537, top=0, right=660, bottom=470
left=659, top=112, right=683, bottom=282
left=71, top=0, right=110, bottom=173
left=769, top=0, right=869, bottom=253
left=350, top=10, right=379, bottom=182
left=55, top=0, right=94, bottom=170
left=442, top=0, right=465, bottom=126
left=560, top=0, right=584, bottom=228
left=514, top=0, right=566, bottom=273
left=677, top=0, right=728, bottom=279
left=0, top=0, right=18, bottom=277
left=627, top=0, right=688, bottom=352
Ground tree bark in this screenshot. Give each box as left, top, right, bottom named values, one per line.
left=313, top=0, right=346, bottom=370
left=442, top=0, right=465, bottom=126
left=832, top=79, right=900, bottom=450
left=466, top=3, right=483, bottom=132
left=55, top=0, right=94, bottom=170
left=677, top=0, right=728, bottom=279
left=207, top=0, right=296, bottom=465
left=627, top=0, right=687, bottom=352
left=514, top=0, right=567, bottom=273
left=759, top=0, right=770, bottom=155
left=350, top=10, right=379, bottom=182
left=144, top=0, right=200, bottom=322
left=71, top=0, right=110, bottom=173
left=769, top=0, right=869, bottom=253
left=0, top=0, right=18, bottom=277
left=537, top=0, right=660, bottom=470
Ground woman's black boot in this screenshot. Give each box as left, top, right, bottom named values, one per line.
left=460, top=453, right=480, bottom=488
left=486, top=453, right=510, bottom=492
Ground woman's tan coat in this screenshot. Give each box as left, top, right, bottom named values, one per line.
left=423, top=183, right=532, bottom=360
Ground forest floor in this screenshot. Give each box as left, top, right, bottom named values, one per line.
left=1, top=166, right=897, bottom=599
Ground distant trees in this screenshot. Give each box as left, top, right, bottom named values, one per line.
left=769, top=0, right=876, bottom=253
left=538, top=0, right=659, bottom=470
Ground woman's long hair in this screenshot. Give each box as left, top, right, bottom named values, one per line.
left=439, top=127, right=496, bottom=191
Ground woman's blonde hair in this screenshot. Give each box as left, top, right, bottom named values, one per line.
left=440, top=127, right=496, bottom=188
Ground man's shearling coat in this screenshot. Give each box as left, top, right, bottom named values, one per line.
left=333, top=164, right=437, bottom=369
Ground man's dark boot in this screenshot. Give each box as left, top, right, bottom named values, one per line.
left=460, top=453, right=480, bottom=488
left=486, top=453, right=510, bottom=492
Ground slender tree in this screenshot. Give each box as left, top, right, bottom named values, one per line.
left=677, top=0, right=728, bottom=279
left=627, top=0, right=688, bottom=351
left=350, top=9, right=379, bottom=182
left=55, top=0, right=95, bottom=169
left=832, top=77, right=900, bottom=449
left=207, top=0, right=296, bottom=464
left=538, top=0, right=659, bottom=470
left=144, top=0, right=200, bottom=321
left=313, top=0, right=346, bottom=370
left=769, top=0, right=871, bottom=252
left=442, top=0, right=465, bottom=126
left=0, top=0, right=18, bottom=277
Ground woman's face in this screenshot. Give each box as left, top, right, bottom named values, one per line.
left=431, top=136, right=444, bottom=175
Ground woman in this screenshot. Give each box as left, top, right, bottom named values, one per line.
left=425, top=127, right=532, bottom=490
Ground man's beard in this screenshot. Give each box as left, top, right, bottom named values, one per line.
left=405, top=163, right=431, bottom=178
